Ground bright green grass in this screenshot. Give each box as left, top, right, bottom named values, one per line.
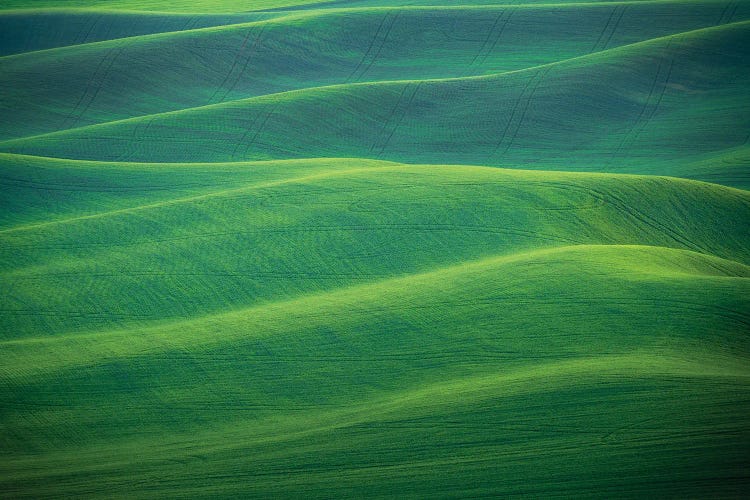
left=2, top=155, right=749, bottom=338
left=2, top=243, right=749, bottom=497
left=1, top=1, right=749, bottom=497
left=0, top=0, right=681, bottom=13
left=0, top=0, right=329, bottom=13
left=1, top=158, right=749, bottom=497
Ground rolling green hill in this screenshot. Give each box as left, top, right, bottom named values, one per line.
left=2, top=18, right=748, bottom=187
left=2, top=241, right=749, bottom=497
left=2, top=155, right=750, bottom=339
left=0, top=10, right=282, bottom=56
left=3, top=2, right=746, bottom=141
left=1, top=0, right=749, bottom=497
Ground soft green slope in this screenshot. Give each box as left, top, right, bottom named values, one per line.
left=0, top=0, right=329, bottom=13
left=3, top=20, right=747, bottom=186
left=2, top=156, right=749, bottom=339
left=1, top=1, right=749, bottom=497
left=0, top=10, right=280, bottom=56
left=0, top=0, right=682, bottom=13
left=2, top=244, right=749, bottom=497
left=681, top=145, right=750, bottom=187
left=3, top=2, right=745, bottom=141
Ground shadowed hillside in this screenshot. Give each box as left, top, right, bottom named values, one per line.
left=0, top=0, right=748, bottom=497
left=2, top=20, right=748, bottom=187
left=2, top=155, right=749, bottom=338
left=0, top=10, right=281, bottom=56
left=2, top=243, right=749, bottom=497
left=1, top=2, right=748, bottom=142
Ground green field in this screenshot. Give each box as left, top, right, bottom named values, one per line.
left=1, top=0, right=749, bottom=497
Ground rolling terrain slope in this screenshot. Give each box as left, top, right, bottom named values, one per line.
left=0, top=10, right=283, bottom=56
left=1, top=0, right=749, bottom=497
left=2, top=155, right=750, bottom=338
left=1, top=243, right=749, bottom=497
left=2, top=16, right=748, bottom=187
left=3, top=1, right=747, bottom=141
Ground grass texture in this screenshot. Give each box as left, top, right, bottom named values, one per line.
left=1, top=0, right=749, bottom=497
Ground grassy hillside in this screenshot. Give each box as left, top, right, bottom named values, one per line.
left=2, top=155, right=749, bottom=339
left=2, top=18, right=748, bottom=187
left=0, top=0, right=650, bottom=12
left=0, top=10, right=282, bottom=56
left=3, top=2, right=746, bottom=141
left=0, top=0, right=329, bottom=12
left=2, top=243, right=749, bottom=497
left=1, top=155, right=749, bottom=496
left=1, top=0, right=749, bottom=497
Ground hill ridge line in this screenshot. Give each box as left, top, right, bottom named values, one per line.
left=0, top=0, right=733, bottom=17
left=3, top=151, right=750, bottom=197
left=0, top=164, right=401, bottom=234
left=0, top=14, right=290, bottom=60
left=255, top=0, right=735, bottom=13
left=4, top=349, right=748, bottom=476
left=0, top=12, right=308, bottom=61
left=2, top=244, right=747, bottom=350
left=2, top=19, right=746, bottom=147
left=3, top=160, right=748, bottom=235
left=5, top=350, right=748, bottom=472
left=0, top=151, right=399, bottom=167
left=0, top=2, right=643, bottom=62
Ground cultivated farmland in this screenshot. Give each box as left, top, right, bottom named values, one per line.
left=1, top=1, right=749, bottom=497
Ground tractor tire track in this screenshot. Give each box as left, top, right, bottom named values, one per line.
left=500, top=67, right=551, bottom=156
left=207, top=28, right=256, bottom=105
left=607, top=38, right=675, bottom=167
left=590, top=5, right=619, bottom=54
left=223, top=25, right=267, bottom=99
left=59, top=41, right=125, bottom=131
left=478, top=10, right=514, bottom=69
left=600, top=5, right=627, bottom=51
left=717, top=0, right=738, bottom=24
left=583, top=183, right=708, bottom=254
left=368, top=84, right=410, bottom=154
left=470, top=10, right=506, bottom=67
left=233, top=103, right=279, bottom=161
left=347, top=11, right=393, bottom=83
left=375, top=82, right=422, bottom=158
left=630, top=44, right=675, bottom=143
left=493, top=67, right=550, bottom=158
left=491, top=72, right=539, bottom=159
left=356, top=10, right=401, bottom=82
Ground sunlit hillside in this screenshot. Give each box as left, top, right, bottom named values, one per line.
left=1, top=1, right=748, bottom=497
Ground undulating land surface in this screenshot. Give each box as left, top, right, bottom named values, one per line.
left=1, top=0, right=749, bottom=497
